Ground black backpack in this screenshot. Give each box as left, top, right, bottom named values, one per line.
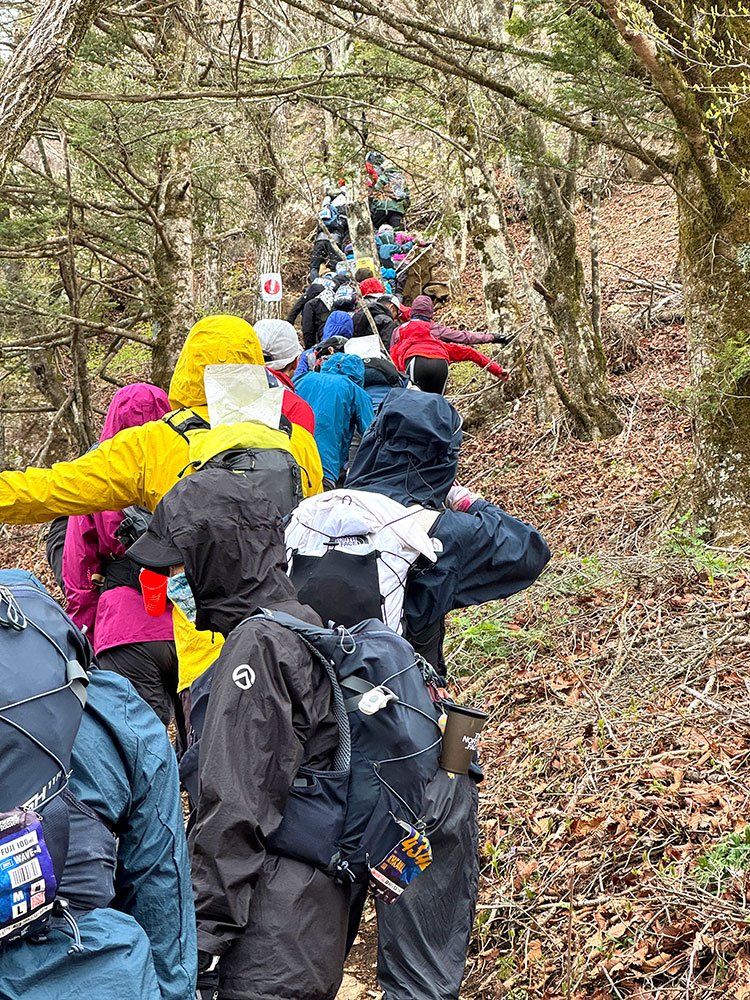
left=0, top=572, right=90, bottom=946
left=165, top=409, right=304, bottom=518
left=181, top=610, right=442, bottom=902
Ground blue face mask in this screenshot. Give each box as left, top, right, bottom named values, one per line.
left=166, top=572, right=197, bottom=623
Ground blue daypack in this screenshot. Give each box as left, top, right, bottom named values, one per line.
left=0, top=572, right=90, bottom=947
left=181, top=610, right=442, bottom=899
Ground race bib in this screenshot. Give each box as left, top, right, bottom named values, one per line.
left=370, top=821, right=432, bottom=904
left=0, top=809, right=57, bottom=943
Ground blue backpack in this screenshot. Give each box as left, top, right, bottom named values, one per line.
left=0, top=572, right=90, bottom=947
left=182, top=611, right=442, bottom=901
left=319, top=204, right=338, bottom=227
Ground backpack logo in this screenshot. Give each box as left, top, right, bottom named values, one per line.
left=232, top=664, right=256, bottom=691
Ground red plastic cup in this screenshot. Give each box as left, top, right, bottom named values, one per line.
left=140, top=568, right=168, bottom=617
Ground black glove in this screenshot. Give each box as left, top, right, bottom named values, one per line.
left=493, top=332, right=515, bottom=345
left=196, top=951, right=220, bottom=1000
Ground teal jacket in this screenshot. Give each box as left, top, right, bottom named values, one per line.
left=0, top=590, right=196, bottom=1000
left=295, top=354, right=375, bottom=482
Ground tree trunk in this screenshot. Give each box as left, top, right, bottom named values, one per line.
left=198, top=196, right=224, bottom=314
left=517, top=120, right=622, bottom=440
left=253, top=167, right=284, bottom=322
left=347, top=159, right=378, bottom=270
left=0, top=0, right=106, bottom=183
left=446, top=80, right=516, bottom=334
left=151, top=138, right=196, bottom=387
left=679, top=167, right=750, bottom=542
left=150, top=9, right=196, bottom=388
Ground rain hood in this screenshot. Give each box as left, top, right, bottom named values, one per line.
left=168, top=316, right=264, bottom=411
left=346, top=389, right=462, bottom=508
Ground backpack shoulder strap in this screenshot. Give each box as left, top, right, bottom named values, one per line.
left=163, top=408, right=210, bottom=442
left=244, top=609, right=351, bottom=772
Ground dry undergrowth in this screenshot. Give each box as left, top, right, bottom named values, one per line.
left=452, top=556, right=750, bottom=999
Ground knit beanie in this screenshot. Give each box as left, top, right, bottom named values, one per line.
left=410, top=295, right=434, bottom=320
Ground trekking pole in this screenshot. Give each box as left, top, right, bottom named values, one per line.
left=394, top=242, right=434, bottom=279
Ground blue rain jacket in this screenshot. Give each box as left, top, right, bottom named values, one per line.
left=0, top=570, right=196, bottom=1000
left=295, top=354, right=375, bottom=482
left=346, top=390, right=551, bottom=634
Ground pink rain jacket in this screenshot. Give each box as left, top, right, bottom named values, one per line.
left=62, top=383, right=174, bottom=653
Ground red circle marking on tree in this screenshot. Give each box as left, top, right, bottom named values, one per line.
left=263, top=277, right=281, bottom=295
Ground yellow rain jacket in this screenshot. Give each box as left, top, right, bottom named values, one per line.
left=0, top=315, right=323, bottom=689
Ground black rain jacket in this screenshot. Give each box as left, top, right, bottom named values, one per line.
left=170, top=470, right=347, bottom=1000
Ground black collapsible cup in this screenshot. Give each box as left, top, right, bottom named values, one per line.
left=439, top=703, right=489, bottom=774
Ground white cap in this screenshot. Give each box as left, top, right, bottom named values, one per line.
left=253, top=319, right=302, bottom=371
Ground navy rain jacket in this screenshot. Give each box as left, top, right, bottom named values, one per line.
left=346, top=390, right=551, bottom=650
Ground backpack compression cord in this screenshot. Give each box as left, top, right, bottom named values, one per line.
left=0, top=581, right=88, bottom=949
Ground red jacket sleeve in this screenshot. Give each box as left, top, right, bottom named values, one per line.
left=443, top=343, right=508, bottom=379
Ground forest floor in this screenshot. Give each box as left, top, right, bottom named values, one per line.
left=3, top=181, right=749, bottom=999
left=341, top=182, right=750, bottom=999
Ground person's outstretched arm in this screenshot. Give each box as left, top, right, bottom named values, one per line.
left=0, top=423, right=154, bottom=524
left=405, top=499, right=551, bottom=629
left=443, top=342, right=508, bottom=380
left=431, top=320, right=496, bottom=346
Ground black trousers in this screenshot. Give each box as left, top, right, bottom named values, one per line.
left=406, top=356, right=450, bottom=395
left=370, top=208, right=405, bottom=231
left=97, top=640, right=186, bottom=753
left=348, top=769, right=480, bottom=1000
left=309, top=238, right=341, bottom=281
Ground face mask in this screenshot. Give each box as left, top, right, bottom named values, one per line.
left=166, top=572, right=197, bottom=623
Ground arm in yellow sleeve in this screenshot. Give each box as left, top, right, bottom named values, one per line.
left=290, top=425, right=323, bottom=497
left=0, top=423, right=153, bottom=525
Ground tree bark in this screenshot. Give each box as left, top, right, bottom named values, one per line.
left=0, top=0, right=106, bottom=183
left=678, top=169, right=750, bottom=542
left=517, top=119, right=622, bottom=440
left=253, top=165, right=285, bottom=322
left=347, top=159, right=378, bottom=270
left=151, top=137, right=196, bottom=387
left=446, top=80, right=517, bottom=334
left=150, top=9, right=196, bottom=387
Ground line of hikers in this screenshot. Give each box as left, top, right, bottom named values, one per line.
left=0, top=273, right=549, bottom=1000
left=309, top=153, right=414, bottom=286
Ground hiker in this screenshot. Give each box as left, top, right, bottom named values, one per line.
left=286, top=271, right=330, bottom=328
left=125, top=472, right=349, bottom=1000
left=295, top=353, right=375, bottom=490
left=391, top=314, right=509, bottom=394
left=294, top=310, right=354, bottom=380
left=366, top=152, right=411, bottom=230
left=407, top=294, right=512, bottom=347
left=353, top=293, right=402, bottom=348
left=301, top=281, right=337, bottom=349
left=287, top=390, right=551, bottom=1000
left=254, top=319, right=315, bottom=435
left=0, top=315, right=323, bottom=699
left=309, top=186, right=349, bottom=281
left=0, top=571, right=196, bottom=1000
left=60, top=383, right=184, bottom=745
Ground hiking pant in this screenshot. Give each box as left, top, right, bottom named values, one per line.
left=310, top=237, right=341, bottom=282
left=370, top=208, right=405, bottom=231
left=97, top=640, right=186, bottom=752
left=406, top=356, right=450, bottom=395
left=348, top=769, right=480, bottom=1000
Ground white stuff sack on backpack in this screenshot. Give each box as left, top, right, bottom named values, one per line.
left=284, top=489, right=440, bottom=632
